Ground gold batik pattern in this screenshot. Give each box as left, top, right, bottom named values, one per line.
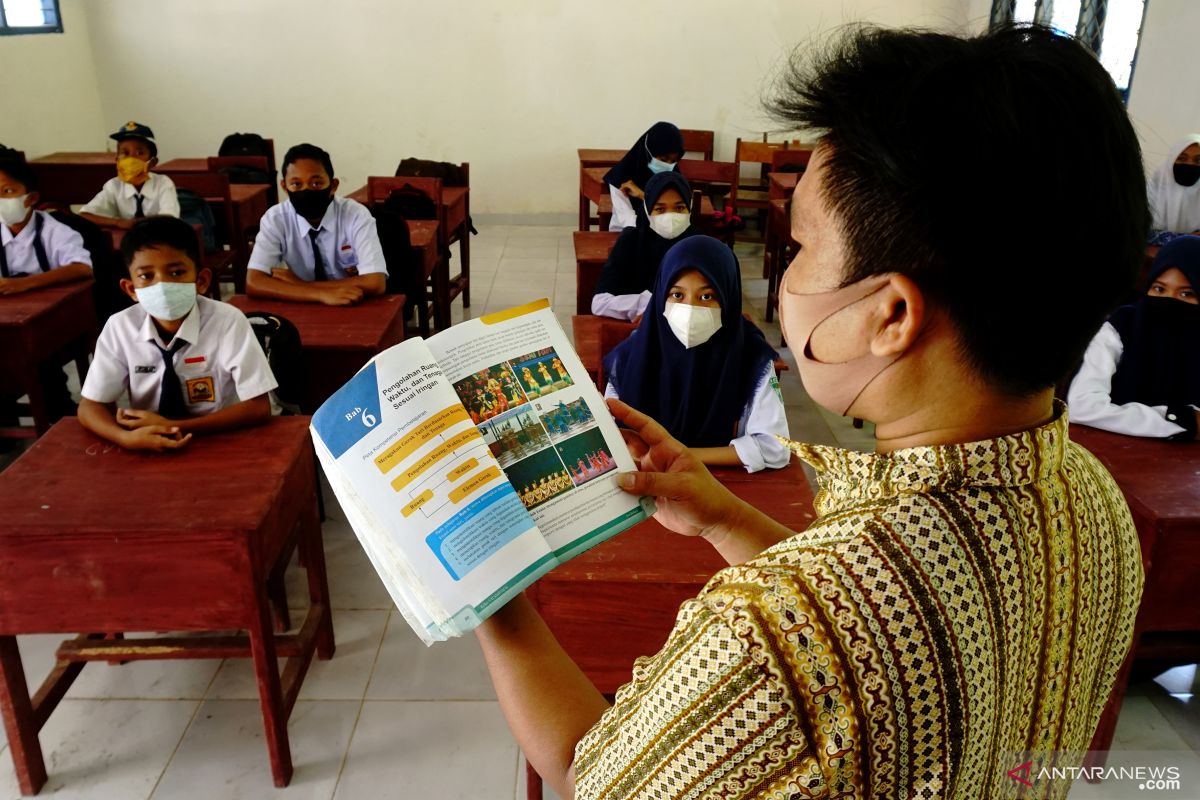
left=574, top=406, right=1143, bottom=799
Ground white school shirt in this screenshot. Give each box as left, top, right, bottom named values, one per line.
left=1, top=210, right=92, bottom=276
left=80, top=172, right=180, bottom=219
left=1066, top=321, right=1187, bottom=438
left=247, top=195, right=387, bottom=281
left=591, top=290, right=652, bottom=321
left=82, top=295, right=278, bottom=415
left=608, top=185, right=639, bottom=231
left=605, top=363, right=791, bottom=473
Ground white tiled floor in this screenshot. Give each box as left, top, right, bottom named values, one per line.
left=0, top=223, right=1196, bottom=798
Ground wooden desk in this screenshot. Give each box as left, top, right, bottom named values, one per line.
left=0, top=417, right=334, bottom=793
left=1069, top=425, right=1200, bottom=760
left=577, top=148, right=627, bottom=169
left=573, top=230, right=620, bottom=316
left=156, top=157, right=210, bottom=173
left=525, top=459, right=816, bottom=797
left=28, top=153, right=115, bottom=207
left=0, top=281, right=97, bottom=438
left=579, top=167, right=717, bottom=233
left=765, top=198, right=796, bottom=324
left=228, top=294, right=406, bottom=413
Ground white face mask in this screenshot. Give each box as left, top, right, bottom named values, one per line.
left=0, top=195, right=31, bottom=228
left=135, top=281, right=198, bottom=321
left=649, top=211, right=690, bottom=240
left=647, top=156, right=675, bottom=175
left=663, top=301, right=722, bottom=348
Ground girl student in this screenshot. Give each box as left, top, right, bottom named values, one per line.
left=602, top=121, right=684, bottom=231
left=603, top=235, right=790, bottom=472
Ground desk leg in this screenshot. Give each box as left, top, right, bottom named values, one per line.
left=432, top=254, right=450, bottom=333
left=246, top=582, right=294, bottom=787
left=300, top=494, right=335, bottom=661
left=460, top=201, right=471, bottom=308
left=0, top=636, right=47, bottom=795
left=578, top=190, right=589, bottom=232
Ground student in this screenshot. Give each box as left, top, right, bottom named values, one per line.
left=1149, top=134, right=1200, bottom=237
left=246, top=143, right=386, bottom=306
left=1069, top=235, right=1200, bottom=439
left=0, top=157, right=94, bottom=426
left=602, top=121, right=684, bottom=231
left=603, top=235, right=789, bottom=472
left=80, top=122, right=180, bottom=228
left=591, top=170, right=698, bottom=321
left=79, top=216, right=276, bottom=451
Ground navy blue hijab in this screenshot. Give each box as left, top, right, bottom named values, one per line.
left=603, top=122, right=684, bottom=191
left=604, top=235, right=778, bottom=447
left=1109, top=235, right=1200, bottom=407
left=594, top=171, right=698, bottom=298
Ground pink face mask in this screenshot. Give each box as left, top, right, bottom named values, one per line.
left=780, top=271, right=901, bottom=416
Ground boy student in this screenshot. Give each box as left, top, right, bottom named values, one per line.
left=80, top=122, right=180, bottom=228
left=245, top=143, right=387, bottom=306
left=0, top=157, right=93, bottom=425
left=78, top=216, right=276, bottom=451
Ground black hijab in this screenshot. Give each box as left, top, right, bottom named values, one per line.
left=602, top=122, right=684, bottom=191
left=603, top=236, right=778, bottom=447
left=1108, top=235, right=1200, bottom=407
left=594, top=171, right=697, bottom=298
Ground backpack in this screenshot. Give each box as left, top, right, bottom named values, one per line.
left=371, top=203, right=419, bottom=298
left=243, top=312, right=304, bottom=412
left=219, top=133, right=272, bottom=165
left=394, top=158, right=477, bottom=235
left=176, top=188, right=217, bottom=253
left=44, top=210, right=131, bottom=325
left=381, top=184, right=438, bottom=221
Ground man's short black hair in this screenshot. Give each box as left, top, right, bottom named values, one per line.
left=0, top=158, right=38, bottom=193
left=281, top=143, right=335, bottom=181
left=120, top=216, right=200, bottom=273
left=767, top=24, right=1149, bottom=396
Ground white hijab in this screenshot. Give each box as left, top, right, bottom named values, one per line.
left=1148, top=133, right=1200, bottom=233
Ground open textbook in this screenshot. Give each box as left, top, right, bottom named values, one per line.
left=310, top=299, right=654, bottom=644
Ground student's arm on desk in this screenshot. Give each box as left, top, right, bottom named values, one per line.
left=246, top=268, right=367, bottom=306
left=78, top=213, right=133, bottom=230
left=78, top=398, right=192, bottom=451
left=116, top=394, right=272, bottom=436
left=0, top=263, right=91, bottom=295
left=607, top=398, right=795, bottom=566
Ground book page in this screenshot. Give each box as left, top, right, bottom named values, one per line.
left=310, top=337, right=556, bottom=643
left=427, top=299, right=654, bottom=559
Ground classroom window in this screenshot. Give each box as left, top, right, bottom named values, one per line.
left=990, top=0, right=1148, bottom=102
left=0, top=0, right=62, bottom=35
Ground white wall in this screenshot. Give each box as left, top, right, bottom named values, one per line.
left=0, top=0, right=105, bottom=158
left=77, top=0, right=971, bottom=216
left=1126, top=0, right=1200, bottom=171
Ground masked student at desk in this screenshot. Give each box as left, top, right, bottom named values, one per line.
left=0, top=156, right=94, bottom=427
left=1069, top=235, right=1200, bottom=440
left=245, top=143, right=387, bottom=307
left=591, top=171, right=698, bottom=322
left=1148, top=134, right=1200, bottom=240
left=603, top=121, right=684, bottom=231
left=602, top=235, right=789, bottom=472
left=79, top=217, right=277, bottom=451
left=80, top=121, right=180, bottom=229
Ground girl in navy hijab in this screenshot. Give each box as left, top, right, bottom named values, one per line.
left=603, top=122, right=684, bottom=231
left=1069, top=235, right=1200, bottom=439
left=592, top=170, right=698, bottom=321
left=603, top=235, right=790, bottom=471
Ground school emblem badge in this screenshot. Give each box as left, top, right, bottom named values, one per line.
left=186, top=376, right=216, bottom=404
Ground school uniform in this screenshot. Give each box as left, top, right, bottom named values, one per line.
left=80, top=172, right=180, bottom=219
left=1149, top=134, right=1200, bottom=234
left=0, top=210, right=92, bottom=277
left=247, top=196, right=387, bottom=281
left=81, top=295, right=277, bottom=415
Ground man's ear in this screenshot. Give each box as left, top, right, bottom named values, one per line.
left=869, top=273, right=925, bottom=358
left=148, top=156, right=159, bottom=169
left=195, top=267, right=212, bottom=298
left=280, top=178, right=289, bottom=195
left=25, top=191, right=39, bottom=209
left=330, top=177, right=340, bottom=194
left=119, top=277, right=138, bottom=303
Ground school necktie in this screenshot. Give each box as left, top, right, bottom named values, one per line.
left=133, top=193, right=145, bottom=218
left=308, top=229, right=327, bottom=281
left=152, top=339, right=188, bottom=418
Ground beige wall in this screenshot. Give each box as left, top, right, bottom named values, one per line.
left=0, top=0, right=105, bottom=158
left=77, top=0, right=970, bottom=215
left=1126, top=0, right=1200, bottom=171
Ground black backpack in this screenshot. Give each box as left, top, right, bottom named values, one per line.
left=176, top=188, right=217, bottom=253
left=394, top=158, right=477, bottom=235
left=381, top=184, right=438, bottom=221
left=46, top=210, right=131, bottom=325
left=371, top=202, right=418, bottom=298
left=244, top=312, right=304, bottom=411
left=219, top=133, right=272, bottom=165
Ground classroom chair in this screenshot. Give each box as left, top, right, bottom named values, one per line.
left=734, top=136, right=790, bottom=242
left=677, top=159, right=739, bottom=244
left=163, top=171, right=244, bottom=294
left=679, top=129, right=716, bottom=161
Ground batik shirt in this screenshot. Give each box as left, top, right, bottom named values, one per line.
left=574, top=407, right=1143, bottom=799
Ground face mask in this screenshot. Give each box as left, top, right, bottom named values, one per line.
left=0, top=195, right=31, bottom=228
left=289, top=187, right=334, bottom=220
left=647, top=157, right=675, bottom=175
left=1173, top=162, right=1200, bottom=187
left=663, top=301, right=722, bottom=348
left=116, top=156, right=149, bottom=184
left=780, top=272, right=900, bottom=416
left=649, top=211, right=690, bottom=240
left=135, top=281, right=197, bottom=321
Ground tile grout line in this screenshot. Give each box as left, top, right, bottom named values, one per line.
left=329, top=608, right=393, bottom=799
left=145, top=653, right=229, bottom=797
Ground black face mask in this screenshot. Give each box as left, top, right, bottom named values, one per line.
left=1173, top=162, right=1200, bottom=187
left=288, top=187, right=334, bottom=219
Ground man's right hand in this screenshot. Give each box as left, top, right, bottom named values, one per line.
left=121, top=425, right=192, bottom=452
left=318, top=284, right=365, bottom=306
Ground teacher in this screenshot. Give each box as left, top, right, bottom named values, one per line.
left=476, top=24, right=1147, bottom=799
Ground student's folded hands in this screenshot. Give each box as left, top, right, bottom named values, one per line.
left=116, top=408, right=192, bottom=451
